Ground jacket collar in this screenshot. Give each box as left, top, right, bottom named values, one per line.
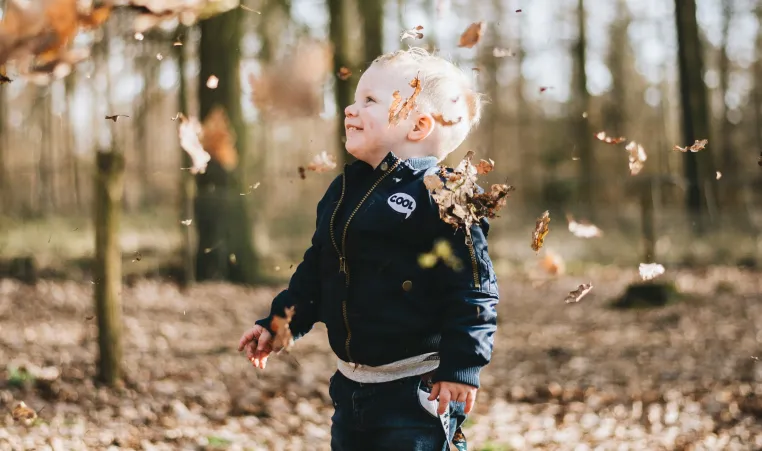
left=347, top=151, right=440, bottom=175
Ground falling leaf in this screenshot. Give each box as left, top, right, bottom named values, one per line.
left=201, top=106, right=238, bottom=170
left=400, top=25, right=424, bottom=41
left=492, top=47, right=515, bottom=58
left=171, top=112, right=182, bottom=121
left=418, top=239, right=462, bottom=271
left=582, top=111, right=588, bottom=118
left=132, top=252, right=142, bottom=262
left=337, top=67, right=352, bottom=80
left=567, top=214, right=602, bottom=238
left=531, top=211, right=550, bottom=253
left=0, top=71, right=12, bottom=84
left=240, top=182, right=260, bottom=195
left=639, top=263, right=665, bottom=281
left=595, top=131, right=626, bottom=144
left=173, top=40, right=182, bottom=46
left=240, top=5, right=261, bottom=13
left=716, top=171, right=722, bottom=180
left=270, top=306, right=296, bottom=352
left=206, top=75, right=219, bottom=89
left=388, top=74, right=422, bottom=126
left=673, top=139, right=708, bottom=153
left=458, top=22, right=486, bottom=48
left=625, top=141, right=647, bottom=176
left=12, top=401, right=37, bottom=425
left=298, top=166, right=306, bottom=180
left=156, top=53, right=163, bottom=60
left=564, top=283, right=593, bottom=304
left=105, top=114, right=129, bottom=122
left=540, top=251, right=565, bottom=275
left=229, top=254, right=237, bottom=264
left=305, top=151, right=337, bottom=173
left=539, top=86, right=551, bottom=93
left=515, top=9, right=522, bottom=12
left=177, top=114, right=211, bottom=174
left=134, top=32, right=144, bottom=40
left=181, top=219, right=192, bottom=226
left=85, top=315, right=94, bottom=321
left=475, top=159, right=494, bottom=175
left=432, top=113, right=462, bottom=126
left=425, top=151, right=514, bottom=235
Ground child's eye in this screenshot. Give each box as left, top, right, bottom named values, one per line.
left=365, top=96, right=375, bottom=103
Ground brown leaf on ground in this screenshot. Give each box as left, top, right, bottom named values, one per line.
left=531, top=210, right=550, bottom=253
left=458, top=22, right=486, bottom=48
left=12, top=401, right=37, bottom=425
left=564, top=283, right=593, bottom=303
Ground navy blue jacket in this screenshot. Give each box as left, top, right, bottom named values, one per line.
left=256, top=151, right=499, bottom=388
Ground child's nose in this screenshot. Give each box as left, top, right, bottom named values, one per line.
left=345, top=103, right=358, bottom=117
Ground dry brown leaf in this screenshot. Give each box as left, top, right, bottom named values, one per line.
left=424, top=151, right=513, bottom=235
left=337, top=67, right=352, bottom=80
left=306, top=151, right=337, bottom=173
left=564, top=283, right=593, bottom=304
left=432, top=113, right=462, bottom=126
left=12, top=401, right=37, bottom=425
left=105, top=114, right=129, bottom=122
left=298, top=166, right=306, bottom=180
left=202, top=107, right=238, bottom=171
left=673, top=139, right=708, bottom=153
left=177, top=114, right=211, bottom=175
left=458, top=22, right=485, bottom=48
left=400, top=25, right=424, bottom=41
left=388, top=75, right=423, bottom=126
left=270, top=306, right=295, bottom=352
left=625, top=141, right=647, bottom=175
left=475, top=159, right=494, bottom=175
left=595, top=131, right=626, bottom=145
left=566, top=214, right=602, bottom=238
left=639, top=263, right=665, bottom=281
left=531, top=211, right=550, bottom=253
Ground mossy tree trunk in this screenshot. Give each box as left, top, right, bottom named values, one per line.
left=93, top=150, right=124, bottom=386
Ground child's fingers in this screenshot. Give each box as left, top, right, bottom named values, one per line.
left=436, top=388, right=451, bottom=415
left=256, top=329, right=273, bottom=351
left=238, top=327, right=260, bottom=352
left=464, top=390, right=476, bottom=414
left=427, top=383, right=440, bottom=401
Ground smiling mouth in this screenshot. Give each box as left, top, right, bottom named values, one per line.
left=346, top=125, right=363, bottom=131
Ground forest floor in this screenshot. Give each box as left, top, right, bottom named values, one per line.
left=1, top=265, right=762, bottom=451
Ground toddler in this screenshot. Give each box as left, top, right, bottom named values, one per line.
left=238, top=47, right=499, bottom=451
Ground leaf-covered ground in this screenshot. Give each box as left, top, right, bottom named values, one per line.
left=1, top=267, right=761, bottom=450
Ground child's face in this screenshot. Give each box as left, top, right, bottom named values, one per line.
left=344, top=63, right=415, bottom=165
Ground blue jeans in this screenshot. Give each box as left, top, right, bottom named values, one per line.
left=329, top=370, right=468, bottom=451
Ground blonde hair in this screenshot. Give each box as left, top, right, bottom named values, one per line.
left=373, top=47, right=484, bottom=158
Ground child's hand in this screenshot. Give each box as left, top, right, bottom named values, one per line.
left=237, top=325, right=273, bottom=369
left=428, top=381, right=477, bottom=415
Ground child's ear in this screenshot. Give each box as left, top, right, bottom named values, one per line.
left=407, top=113, right=434, bottom=142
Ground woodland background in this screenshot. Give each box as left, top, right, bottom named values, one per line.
left=1, top=0, right=762, bottom=450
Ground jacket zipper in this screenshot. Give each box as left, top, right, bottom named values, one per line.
left=465, top=235, right=481, bottom=289
left=329, top=159, right=401, bottom=362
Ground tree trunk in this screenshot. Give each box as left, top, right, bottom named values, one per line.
left=197, top=8, right=259, bottom=284
left=674, top=0, right=717, bottom=235
left=175, top=28, right=195, bottom=287
left=93, top=150, right=124, bottom=386
left=329, top=0, right=361, bottom=166
left=362, top=0, right=383, bottom=65
left=573, top=0, right=596, bottom=220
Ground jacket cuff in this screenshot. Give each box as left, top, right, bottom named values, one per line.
left=254, top=316, right=275, bottom=335
left=432, top=365, right=482, bottom=388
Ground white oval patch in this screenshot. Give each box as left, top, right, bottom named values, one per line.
left=387, top=193, right=416, bottom=219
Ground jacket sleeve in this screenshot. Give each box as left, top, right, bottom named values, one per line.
left=430, top=220, right=499, bottom=389
left=254, top=182, right=334, bottom=340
